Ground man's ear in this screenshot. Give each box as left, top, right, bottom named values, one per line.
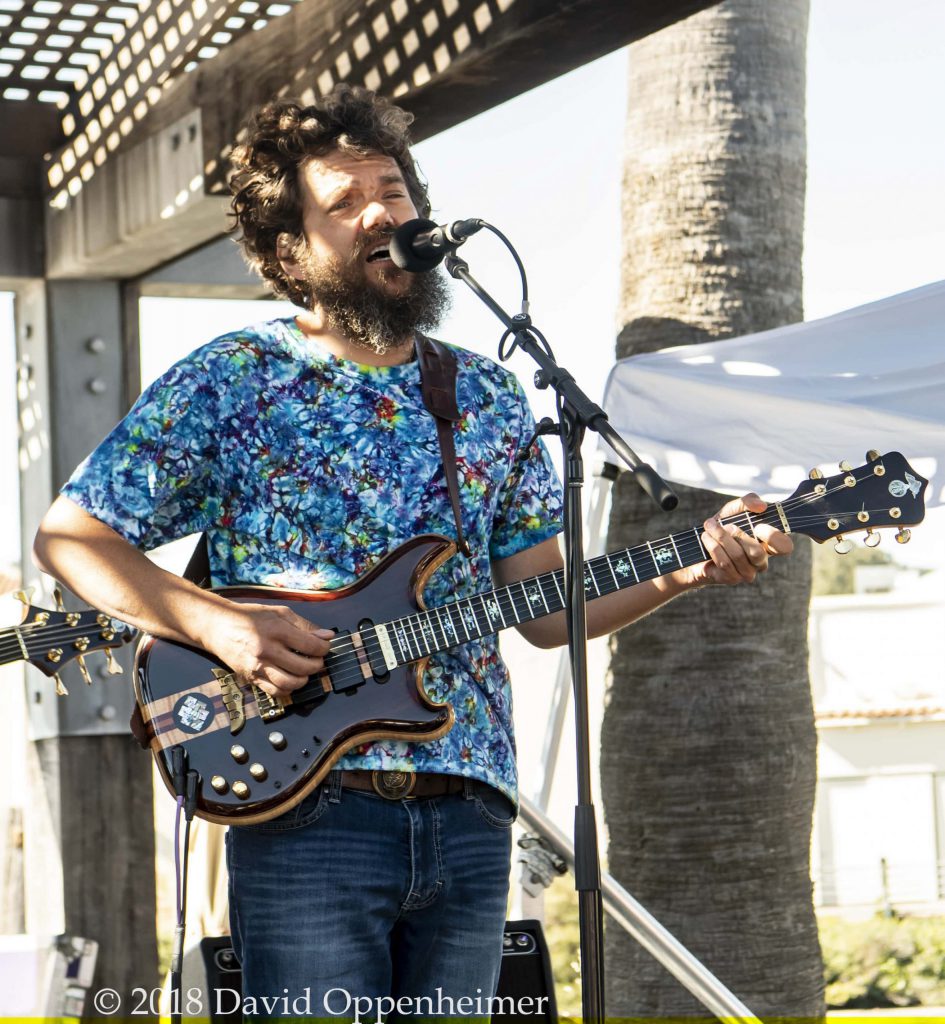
left=276, top=233, right=305, bottom=282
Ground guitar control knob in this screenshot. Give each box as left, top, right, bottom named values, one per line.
left=268, top=732, right=287, bottom=750
left=249, top=763, right=268, bottom=781
left=896, top=528, right=912, bottom=544
left=230, top=745, right=248, bottom=764
left=232, top=781, right=250, bottom=800
left=211, top=775, right=229, bottom=794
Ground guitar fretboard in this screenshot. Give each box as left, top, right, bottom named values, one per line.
left=376, top=512, right=756, bottom=666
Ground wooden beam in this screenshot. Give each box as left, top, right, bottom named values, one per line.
left=45, top=0, right=721, bottom=280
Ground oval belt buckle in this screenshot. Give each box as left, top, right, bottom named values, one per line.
left=372, top=770, right=417, bottom=800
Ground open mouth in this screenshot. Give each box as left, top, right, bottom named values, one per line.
left=366, top=245, right=391, bottom=263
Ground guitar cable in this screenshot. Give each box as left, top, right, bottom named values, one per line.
left=169, top=745, right=200, bottom=1024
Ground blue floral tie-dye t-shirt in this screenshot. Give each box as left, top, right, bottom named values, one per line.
left=62, top=318, right=563, bottom=804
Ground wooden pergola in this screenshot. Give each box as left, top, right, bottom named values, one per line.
left=2, top=0, right=719, bottom=999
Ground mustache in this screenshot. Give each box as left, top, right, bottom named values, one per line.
left=349, top=227, right=396, bottom=263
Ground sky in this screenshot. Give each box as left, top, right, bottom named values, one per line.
left=3, top=0, right=945, bottom=577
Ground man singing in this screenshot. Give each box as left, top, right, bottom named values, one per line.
left=33, top=85, right=792, bottom=1017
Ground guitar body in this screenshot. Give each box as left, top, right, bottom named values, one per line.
left=134, top=535, right=457, bottom=825
left=129, top=451, right=927, bottom=826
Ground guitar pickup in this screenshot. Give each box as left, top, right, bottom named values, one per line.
left=326, top=626, right=387, bottom=693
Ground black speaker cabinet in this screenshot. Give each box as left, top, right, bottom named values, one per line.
left=188, top=921, right=557, bottom=1022
left=495, top=919, right=558, bottom=1024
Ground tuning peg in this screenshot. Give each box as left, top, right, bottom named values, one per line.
left=13, top=588, right=34, bottom=608
left=839, top=460, right=853, bottom=472
left=866, top=449, right=881, bottom=462
left=75, top=654, right=92, bottom=686
left=54, top=673, right=69, bottom=697
left=53, top=586, right=65, bottom=612
left=809, top=468, right=824, bottom=480
left=103, top=648, right=123, bottom=675
left=864, top=530, right=881, bottom=548
left=834, top=538, right=854, bottom=554
left=896, top=528, right=912, bottom=544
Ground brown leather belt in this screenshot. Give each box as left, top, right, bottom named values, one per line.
left=338, top=769, right=467, bottom=801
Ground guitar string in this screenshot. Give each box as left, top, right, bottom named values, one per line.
left=292, top=479, right=889, bottom=668
left=0, top=472, right=876, bottom=656
left=272, top=491, right=904, bottom=692
left=3, top=479, right=906, bottom=682
left=0, top=498, right=898, bottom=679
left=0, top=496, right=899, bottom=680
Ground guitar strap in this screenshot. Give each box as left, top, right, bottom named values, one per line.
left=415, top=333, right=471, bottom=559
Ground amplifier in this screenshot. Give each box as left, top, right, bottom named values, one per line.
left=183, top=921, right=556, bottom=1023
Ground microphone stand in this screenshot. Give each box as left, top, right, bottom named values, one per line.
left=442, top=252, right=677, bottom=1024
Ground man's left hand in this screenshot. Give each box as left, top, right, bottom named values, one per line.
left=678, top=493, right=794, bottom=589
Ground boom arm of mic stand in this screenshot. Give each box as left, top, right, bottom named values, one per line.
left=443, top=254, right=677, bottom=511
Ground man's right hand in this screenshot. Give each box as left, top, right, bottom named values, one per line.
left=204, top=601, right=335, bottom=698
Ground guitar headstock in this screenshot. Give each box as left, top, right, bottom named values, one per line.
left=781, top=450, right=927, bottom=551
left=11, top=587, right=136, bottom=694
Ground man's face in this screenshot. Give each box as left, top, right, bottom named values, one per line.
left=281, top=148, right=450, bottom=354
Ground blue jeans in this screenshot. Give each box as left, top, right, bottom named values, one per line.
left=226, top=772, right=515, bottom=1021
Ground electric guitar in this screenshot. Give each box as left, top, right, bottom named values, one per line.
left=2, top=587, right=134, bottom=692
left=133, top=451, right=928, bottom=825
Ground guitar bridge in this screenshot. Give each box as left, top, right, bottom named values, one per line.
left=213, top=668, right=245, bottom=735
left=252, top=685, right=287, bottom=721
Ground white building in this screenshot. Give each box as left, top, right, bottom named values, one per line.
left=811, top=568, right=945, bottom=912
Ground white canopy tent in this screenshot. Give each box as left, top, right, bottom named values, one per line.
left=600, top=281, right=945, bottom=505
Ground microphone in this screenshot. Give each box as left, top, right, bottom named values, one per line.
left=389, top=217, right=483, bottom=272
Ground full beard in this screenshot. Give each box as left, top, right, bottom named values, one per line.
left=300, top=231, right=452, bottom=356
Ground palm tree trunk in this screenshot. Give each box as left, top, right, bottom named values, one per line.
left=601, top=1, right=823, bottom=1015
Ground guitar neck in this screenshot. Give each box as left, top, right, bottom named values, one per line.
left=0, top=624, right=30, bottom=668
left=376, top=508, right=771, bottom=667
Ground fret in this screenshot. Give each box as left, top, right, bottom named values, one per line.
left=518, top=581, right=539, bottom=620
left=551, top=571, right=565, bottom=605
left=610, top=551, right=639, bottom=585
left=445, top=604, right=468, bottom=643
left=584, top=562, right=601, bottom=597
left=499, top=587, right=522, bottom=624
left=12, top=626, right=28, bottom=660
left=604, top=555, right=620, bottom=590
left=533, top=576, right=551, bottom=614
left=668, top=533, right=682, bottom=568
left=694, top=527, right=709, bottom=561
left=459, top=598, right=482, bottom=640
left=490, top=592, right=509, bottom=628
left=478, top=594, right=498, bottom=635
left=394, top=619, right=416, bottom=661
left=646, top=539, right=678, bottom=575
left=644, top=540, right=659, bottom=574
left=417, top=613, right=435, bottom=654
left=433, top=606, right=452, bottom=648
left=406, top=616, right=425, bottom=656
left=389, top=621, right=408, bottom=662
left=744, top=512, right=758, bottom=539
left=496, top=588, right=518, bottom=625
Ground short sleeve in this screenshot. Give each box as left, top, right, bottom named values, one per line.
left=489, top=382, right=563, bottom=561
left=61, top=357, right=224, bottom=550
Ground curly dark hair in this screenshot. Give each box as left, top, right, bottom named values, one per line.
left=228, top=85, right=431, bottom=306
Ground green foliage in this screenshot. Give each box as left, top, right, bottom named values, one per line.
left=821, top=914, right=945, bottom=1008
left=811, top=540, right=893, bottom=596
left=542, top=876, right=582, bottom=1020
